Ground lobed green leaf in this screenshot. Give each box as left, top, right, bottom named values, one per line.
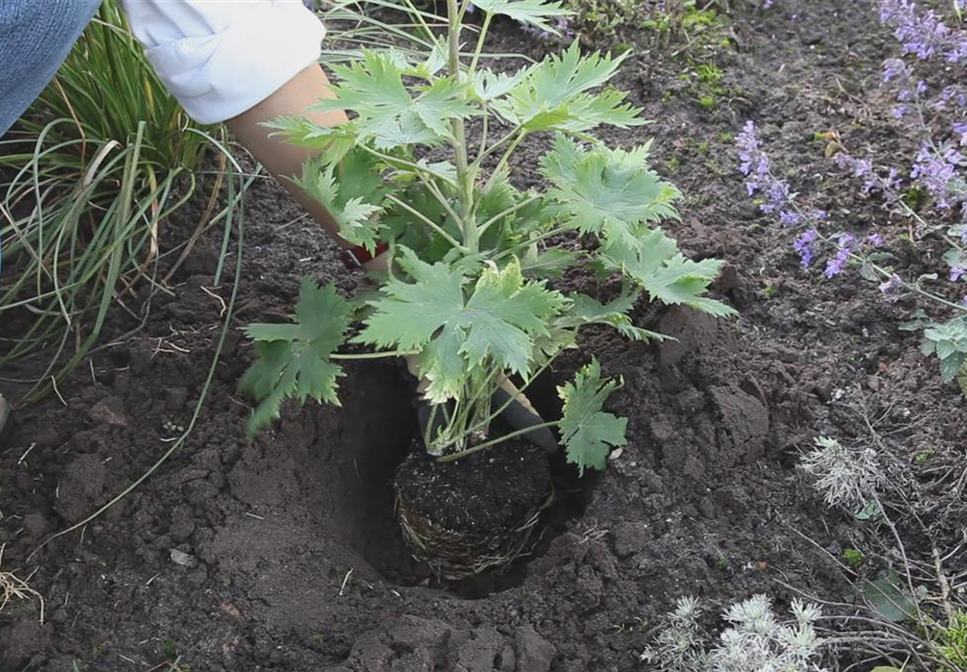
left=541, top=135, right=681, bottom=243
left=356, top=250, right=567, bottom=402
left=314, top=50, right=477, bottom=150
left=240, top=279, right=353, bottom=433
left=557, top=359, right=627, bottom=475
left=492, top=42, right=644, bottom=132
left=601, top=228, right=736, bottom=317
left=473, top=0, right=571, bottom=32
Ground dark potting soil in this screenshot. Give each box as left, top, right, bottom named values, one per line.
left=3, top=1, right=967, bottom=670
left=396, top=439, right=550, bottom=535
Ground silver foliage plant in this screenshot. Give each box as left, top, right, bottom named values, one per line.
left=639, top=595, right=828, bottom=672
left=799, top=436, right=886, bottom=511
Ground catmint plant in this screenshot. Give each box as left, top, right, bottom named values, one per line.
left=240, top=0, right=734, bottom=473
left=736, top=114, right=967, bottom=385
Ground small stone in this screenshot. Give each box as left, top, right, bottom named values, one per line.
left=169, top=548, right=197, bottom=568
left=89, top=397, right=127, bottom=427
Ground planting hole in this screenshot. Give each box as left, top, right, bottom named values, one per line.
left=294, top=363, right=597, bottom=598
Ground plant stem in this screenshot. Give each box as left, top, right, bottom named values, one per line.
left=475, top=127, right=523, bottom=167
left=384, top=194, right=466, bottom=250
left=477, top=195, right=541, bottom=237
left=469, top=13, right=493, bottom=74
left=446, top=0, right=476, bottom=252
left=330, top=350, right=417, bottom=360
left=356, top=143, right=457, bottom=187
left=417, top=173, right=464, bottom=226
left=492, top=226, right=568, bottom=262
left=483, top=131, right=527, bottom=193
left=438, top=421, right=559, bottom=462
left=477, top=107, right=489, bottom=164
left=463, top=354, right=560, bottom=437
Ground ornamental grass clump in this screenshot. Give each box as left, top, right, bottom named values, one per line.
left=0, top=0, right=230, bottom=400
left=241, top=3, right=734, bottom=470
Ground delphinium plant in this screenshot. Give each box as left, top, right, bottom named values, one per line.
left=241, top=0, right=733, bottom=575
left=734, top=0, right=967, bottom=388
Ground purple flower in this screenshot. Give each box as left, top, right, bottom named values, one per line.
left=879, top=0, right=967, bottom=63
left=939, top=86, right=967, bottom=109
left=764, top=0, right=774, bottom=8
left=883, top=58, right=913, bottom=83
left=779, top=210, right=802, bottom=226
left=911, top=142, right=966, bottom=209
left=761, top=180, right=795, bottom=213
left=866, top=232, right=885, bottom=247
left=737, top=121, right=766, bottom=179
left=834, top=153, right=902, bottom=201
left=955, top=121, right=967, bottom=146
left=809, top=208, right=828, bottom=221
left=793, top=229, right=818, bottom=268
left=879, top=274, right=903, bottom=301
left=736, top=121, right=800, bottom=215
left=825, top=233, right=857, bottom=278
left=951, top=266, right=966, bottom=282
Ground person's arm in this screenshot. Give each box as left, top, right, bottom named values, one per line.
left=224, top=63, right=348, bottom=244
left=119, top=1, right=385, bottom=262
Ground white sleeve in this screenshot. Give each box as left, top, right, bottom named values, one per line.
left=120, top=0, right=326, bottom=124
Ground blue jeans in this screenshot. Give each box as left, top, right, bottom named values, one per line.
left=0, top=0, right=102, bottom=138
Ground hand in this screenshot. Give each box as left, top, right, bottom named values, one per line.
left=400, top=356, right=557, bottom=454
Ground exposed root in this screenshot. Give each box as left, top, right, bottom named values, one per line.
left=0, top=543, right=45, bottom=623
left=396, top=486, right=554, bottom=582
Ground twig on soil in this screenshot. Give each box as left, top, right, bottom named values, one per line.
left=201, top=285, right=227, bottom=317
left=50, top=376, right=67, bottom=407
left=18, top=442, right=36, bottom=466
left=339, top=568, right=354, bottom=596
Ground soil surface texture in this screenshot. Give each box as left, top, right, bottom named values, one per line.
left=3, top=1, right=967, bottom=671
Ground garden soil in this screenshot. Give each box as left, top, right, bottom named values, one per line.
left=4, top=0, right=967, bottom=670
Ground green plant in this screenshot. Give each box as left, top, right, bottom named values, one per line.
left=566, top=0, right=638, bottom=43
left=934, top=611, right=967, bottom=669
left=0, top=0, right=232, bottom=400
left=680, top=61, right=727, bottom=109
left=843, top=547, right=865, bottom=569
left=241, top=0, right=734, bottom=473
